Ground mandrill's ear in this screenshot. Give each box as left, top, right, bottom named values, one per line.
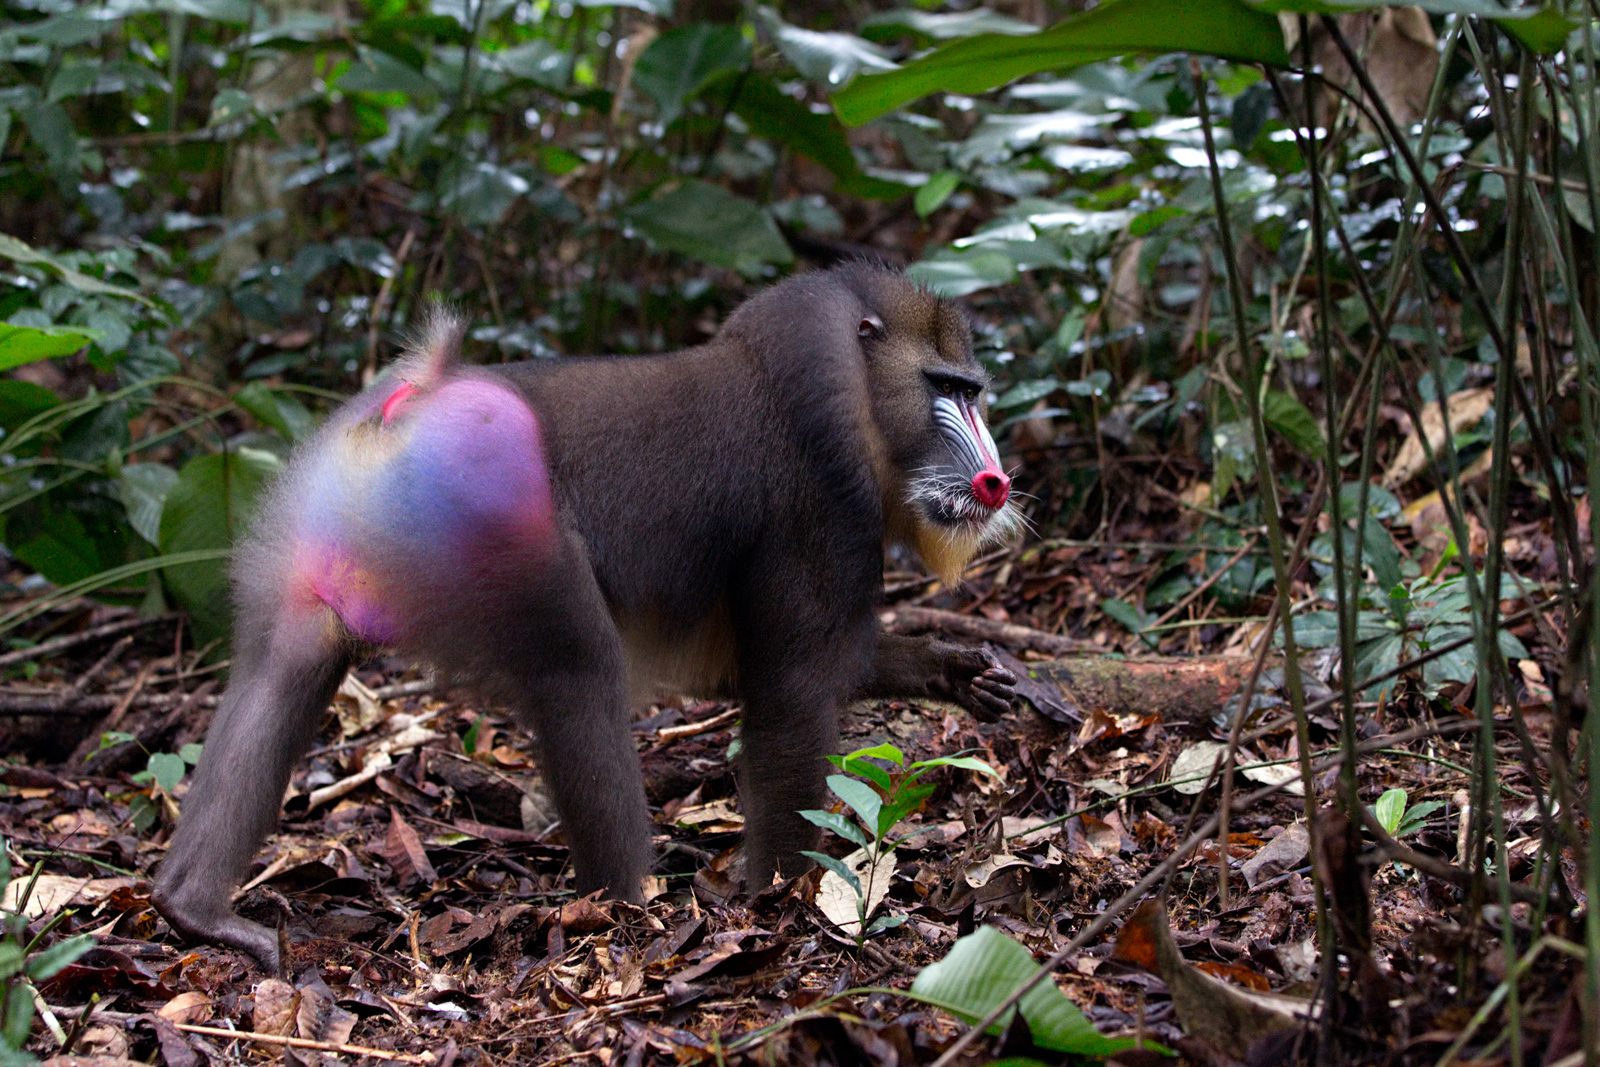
left=857, top=315, right=885, bottom=340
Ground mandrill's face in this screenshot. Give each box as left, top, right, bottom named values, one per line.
left=850, top=272, right=1022, bottom=583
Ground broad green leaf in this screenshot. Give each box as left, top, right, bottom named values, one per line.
left=836, top=756, right=896, bottom=791
left=0, top=380, right=59, bottom=438
left=634, top=23, right=749, bottom=129
left=1130, top=203, right=1187, bottom=236
left=0, top=323, right=101, bottom=370
left=623, top=180, right=792, bottom=273
left=6, top=507, right=101, bottom=587
left=1373, top=787, right=1407, bottom=836
left=235, top=382, right=316, bottom=442
left=1232, top=80, right=1274, bottom=150
left=758, top=7, right=896, bottom=88
left=801, top=849, right=862, bottom=894
left=0, top=943, right=24, bottom=982
left=0, top=234, right=152, bottom=306
left=22, top=100, right=80, bottom=177
left=1353, top=632, right=1405, bottom=699
left=339, top=44, right=440, bottom=99
left=906, top=248, right=1017, bottom=297
left=879, top=782, right=937, bottom=837
left=834, top=0, right=1289, bottom=126
left=726, top=74, right=908, bottom=200
left=147, top=751, right=187, bottom=793
left=866, top=913, right=909, bottom=934
left=916, top=170, right=961, bottom=217
left=119, top=463, right=180, bottom=546
left=23, top=933, right=93, bottom=981
left=1397, top=800, right=1444, bottom=837
left=861, top=8, right=1038, bottom=43
left=486, top=39, right=573, bottom=89
left=208, top=88, right=254, bottom=126
left=1262, top=389, right=1324, bottom=456
left=994, top=378, right=1059, bottom=410
left=801, top=809, right=872, bottom=851
left=839, top=741, right=907, bottom=768
left=908, top=925, right=1135, bottom=1055
left=3, top=970, right=35, bottom=1046
left=1358, top=514, right=1403, bottom=596
left=827, top=773, right=883, bottom=835
left=1102, top=596, right=1148, bottom=635
left=437, top=160, right=531, bottom=228
left=912, top=755, right=1004, bottom=779
left=158, top=450, right=278, bottom=647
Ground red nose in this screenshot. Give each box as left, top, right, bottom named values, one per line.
left=971, top=470, right=1010, bottom=510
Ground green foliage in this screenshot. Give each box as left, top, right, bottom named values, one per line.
left=0, top=839, right=94, bottom=1064
left=0, top=325, right=101, bottom=372
left=907, top=925, right=1142, bottom=1056
left=158, top=451, right=279, bottom=645
left=1371, top=787, right=1444, bottom=839
left=624, top=180, right=793, bottom=274
left=833, top=0, right=1289, bottom=125
left=801, top=742, right=999, bottom=946
left=1292, top=569, right=1530, bottom=701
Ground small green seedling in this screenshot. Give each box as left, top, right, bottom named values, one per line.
left=800, top=742, right=1001, bottom=947
left=0, top=838, right=94, bottom=1064
left=125, top=740, right=202, bottom=833
left=1371, top=787, right=1443, bottom=840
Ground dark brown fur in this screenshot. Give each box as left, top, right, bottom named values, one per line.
left=153, top=265, right=1016, bottom=972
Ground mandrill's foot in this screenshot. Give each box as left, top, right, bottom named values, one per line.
left=937, top=646, right=1017, bottom=722
left=151, top=882, right=284, bottom=975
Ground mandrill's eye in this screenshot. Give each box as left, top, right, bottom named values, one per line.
left=857, top=316, right=884, bottom=339
left=938, top=380, right=954, bottom=396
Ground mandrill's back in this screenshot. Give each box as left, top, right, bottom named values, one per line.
left=487, top=269, right=891, bottom=625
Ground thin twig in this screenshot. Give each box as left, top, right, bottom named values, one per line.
left=174, top=1023, right=433, bottom=1063
left=0, top=614, right=177, bottom=670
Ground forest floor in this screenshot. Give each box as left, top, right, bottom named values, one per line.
left=0, top=496, right=1585, bottom=1067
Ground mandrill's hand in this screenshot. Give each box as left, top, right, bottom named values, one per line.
left=859, top=632, right=1017, bottom=721
left=932, top=644, right=1017, bottom=722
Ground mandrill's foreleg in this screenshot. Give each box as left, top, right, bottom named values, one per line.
left=858, top=631, right=1016, bottom=722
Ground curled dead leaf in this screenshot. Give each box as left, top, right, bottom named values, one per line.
left=1114, top=899, right=1314, bottom=1061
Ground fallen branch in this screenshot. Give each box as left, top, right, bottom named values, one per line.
left=881, top=606, right=1091, bottom=656
left=0, top=613, right=177, bottom=670
left=0, top=688, right=218, bottom=717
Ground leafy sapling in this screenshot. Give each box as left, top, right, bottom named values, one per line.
left=800, top=742, right=1001, bottom=946
left=115, top=735, right=202, bottom=833
left=1371, top=787, right=1443, bottom=840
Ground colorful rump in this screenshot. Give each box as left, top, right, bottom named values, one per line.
left=287, top=374, right=556, bottom=645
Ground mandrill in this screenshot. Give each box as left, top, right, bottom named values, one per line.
left=153, top=263, right=1022, bottom=971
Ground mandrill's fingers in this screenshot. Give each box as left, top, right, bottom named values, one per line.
left=968, top=672, right=1016, bottom=720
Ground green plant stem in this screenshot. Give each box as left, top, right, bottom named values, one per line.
left=1192, top=46, right=1325, bottom=976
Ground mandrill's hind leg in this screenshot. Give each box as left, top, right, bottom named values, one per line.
left=494, top=533, right=654, bottom=903
left=152, top=601, right=351, bottom=974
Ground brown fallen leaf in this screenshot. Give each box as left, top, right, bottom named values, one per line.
left=1113, top=899, right=1313, bottom=1061
left=253, top=977, right=299, bottom=1036
left=1241, top=822, right=1311, bottom=889
left=1382, top=386, right=1494, bottom=488
left=380, top=807, right=438, bottom=886
left=158, top=991, right=213, bottom=1025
